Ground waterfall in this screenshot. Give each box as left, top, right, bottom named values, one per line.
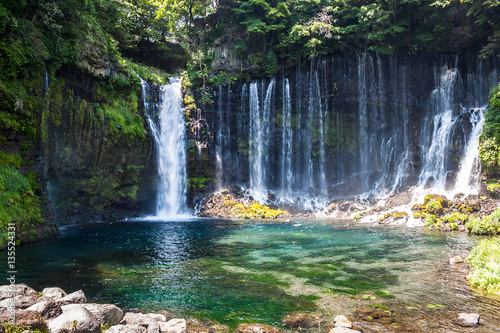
left=249, top=79, right=275, bottom=202
left=280, top=78, right=293, bottom=199
left=141, top=77, right=188, bottom=218
left=417, top=66, right=459, bottom=190
left=210, top=52, right=499, bottom=209
left=452, top=108, right=485, bottom=195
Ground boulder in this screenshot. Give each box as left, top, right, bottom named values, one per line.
left=27, top=300, right=62, bottom=320
left=154, top=311, right=175, bottom=322
left=0, top=309, right=47, bottom=331
left=235, top=324, right=282, bottom=333
left=49, top=305, right=100, bottom=333
left=107, top=325, right=148, bottom=333
left=0, top=285, right=38, bottom=309
left=467, top=200, right=481, bottom=212
left=158, top=319, right=187, bottom=333
left=329, top=328, right=361, bottom=333
left=146, top=314, right=167, bottom=322
left=120, top=312, right=160, bottom=333
left=455, top=313, right=480, bottom=327
left=79, top=304, right=123, bottom=326
left=449, top=256, right=464, bottom=265
left=209, top=324, right=229, bottom=333
left=0, top=285, right=38, bottom=301
left=333, top=315, right=352, bottom=329
left=42, top=288, right=67, bottom=300
left=57, top=290, right=86, bottom=305
left=282, top=313, right=320, bottom=328
left=338, top=202, right=351, bottom=212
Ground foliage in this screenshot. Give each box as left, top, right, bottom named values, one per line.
left=467, top=209, right=500, bottom=235
left=442, top=212, right=469, bottom=225
left=0, top=152, right=45, bottom=247
left=467, top=237, right=500, bottom=294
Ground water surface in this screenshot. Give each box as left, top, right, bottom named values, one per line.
left=4, top=219, right=500, bottom=331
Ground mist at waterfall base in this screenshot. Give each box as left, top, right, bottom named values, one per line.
left=7, top=220, right=500, bottom=331
left=210, top=53, right=499, bottom=210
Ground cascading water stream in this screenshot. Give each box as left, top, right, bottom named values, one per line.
left=249, top=79, right=275, bottom=203
left=140, top=77, right=188, bottom=218
left=452, top=107, right=485, bottom=196
left=280, top=78, right=293, bottom=200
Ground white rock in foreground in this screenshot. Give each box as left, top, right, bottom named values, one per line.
left=455, top=313, right=480, bottom=327
left=333, top=315, right=352, bottom=329
left=79, top=303, right=124, bottom=326
left=57, top=290, right=87, bottom=305
left=329, top=327, right=361, bottom=333
left=42, top=287, right=68, bottom=300
left=120, top=312, right=160, bottom=333
left=158, top=319, right=187, bottom=333
left=49, top=304, right=100, bottom=333
left=107, top=324, right=148, bottom=333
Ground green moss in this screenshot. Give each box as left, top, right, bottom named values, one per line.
left=426, top=200, right=443, bottom=215
left=467, top=237, right=500, bottom=294
left=442, top=212, right=469, bottom=225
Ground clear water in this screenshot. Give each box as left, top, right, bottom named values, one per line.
left=4, top=220, right=500, bottom=331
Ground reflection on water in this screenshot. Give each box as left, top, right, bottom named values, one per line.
left=3, top=219, right=500, bottom=331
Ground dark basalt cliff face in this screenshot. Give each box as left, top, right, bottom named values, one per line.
left=42, top=66, right=158, bottom=224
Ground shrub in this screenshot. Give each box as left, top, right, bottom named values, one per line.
left=467, top=237, right=500, bottom=294
left=467, top=209, right=500, bottom=235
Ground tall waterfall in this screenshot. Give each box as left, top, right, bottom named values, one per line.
left=141, top=77, right=188, bottom=218
left=211, top=52, right=499, bottom=208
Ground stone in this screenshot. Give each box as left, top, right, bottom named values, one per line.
left=235, top=324, right=282, bottom=333
left=107, top=325, right=148, bottom=333
left=449, top=256, right=464, bottom=264
left=79, top=303, right=123, bottom=326
left=145, top=313, right=167, bottom=322
left=49, top=305, right=100, bottom=333
left=57, top=290, right=86, bottom=305
left=120, top=312, right=160, bottom=333
left=27, top=300, right=62, bottom=320
left=468, top=200, right=481, bottom=212
left=282, top=313, right=320, bottom=328
left=0, top=285, right=38, bottom=301
left=0, top=309, right=47, bottom=331
left=455, top=313, right=480, bottom=327
left=333, top=315, right=352, bottom=329
left=42, top=288, right=67, bottom=300
left=154, top=311, right=175, bottom=321
left=158, top=319, right=187, bottom=333
left=338, top=202, right=351, bottom=212
left=329, top=328, right=361, bottom=333
left=209, top=324, right=229, bottom=333
left=0, top=285, right=39, bottom=309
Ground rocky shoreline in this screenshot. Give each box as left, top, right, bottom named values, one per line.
left=0, top=284, right=484, bottom=333
left=196, top=185, right=500, bottom=232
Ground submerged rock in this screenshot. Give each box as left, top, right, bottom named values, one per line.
left=282, top=313, right=321, bottom=328
left=449, top=256, right=464, bottom=264
left=455, top=313, right=480, bottom=327
left=235, top=324, right=282, bottom=333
